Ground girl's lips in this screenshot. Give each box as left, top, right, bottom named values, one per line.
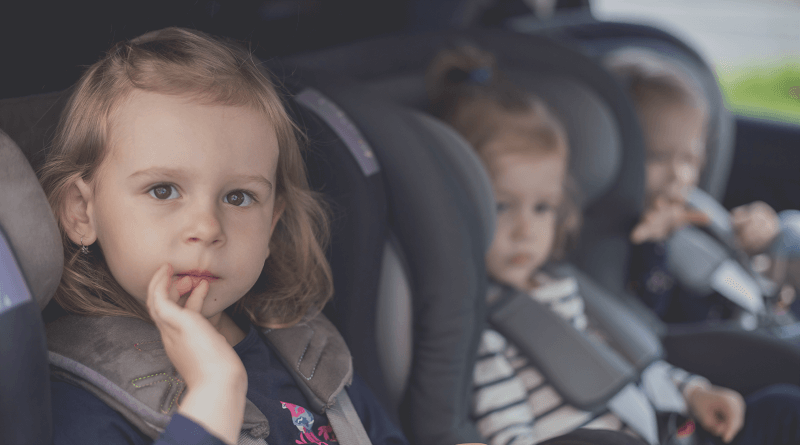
left=508, top=253, right=533, bottom=265
left=176, top=271, right=220, bottom=290
left=177, top=269, right=219, bottom=280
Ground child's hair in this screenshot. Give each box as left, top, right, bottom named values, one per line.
left=426, top=45, right=581, bottom=259
left=38, top=27, right=333, bottom=328
left=605, top=48, right=710, bottom=127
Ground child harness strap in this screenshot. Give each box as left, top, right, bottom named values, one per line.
left=486, top=264, right=663, bottom=410
left=47, top=313, right=372, bottom=445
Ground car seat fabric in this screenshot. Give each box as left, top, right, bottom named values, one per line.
left=46, top=311, right=360, bottom=445
left=269, top=65, right=495, bottom=444
left=0, top=128, right=63, bottom=310
left=276, top=81, right=394, bottom=416
left=530, top=21, right=736, bottom=202
left=0, top=129, right=59, bottom=445
left=284, top=28, right=662, bottom=326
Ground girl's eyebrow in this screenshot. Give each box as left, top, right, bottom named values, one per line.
left=128, top=167, right=188, bottom=181
left=128, top=167, right=273, bottom=191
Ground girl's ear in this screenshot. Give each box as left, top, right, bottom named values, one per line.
left=62, top=177, right=98, bottom=247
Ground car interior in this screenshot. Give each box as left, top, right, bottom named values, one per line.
left=2, top=1, right=800, bottom=444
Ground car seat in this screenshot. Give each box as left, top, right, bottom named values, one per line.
left=0, top=57, right=496, bottom=443
left=278, top=28, right=800, bottom=408
left=510, top=20, right=736, bottom=203
left=282, top=28, right=663, bottom=327
left=0, top=127, right=61, bottom=445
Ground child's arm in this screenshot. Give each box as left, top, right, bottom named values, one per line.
left=631, top=196, right=710, bottom=244
left=147, top=264, right=248, bottom=445
left=684, top=384, right=745, bottom=444
left=666, top=366, right=745, bottom=444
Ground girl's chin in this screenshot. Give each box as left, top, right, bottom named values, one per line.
left=497, top=272, right=536, bottom=291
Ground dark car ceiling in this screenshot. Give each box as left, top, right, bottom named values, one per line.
left=0, top=0, right=592, bottom=100
left=0, top=0, right=412, bottom=99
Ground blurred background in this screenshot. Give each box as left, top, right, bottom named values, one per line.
left=1, top=0, right=798, bottom=122
left=594, top=0, right=800, bottom=124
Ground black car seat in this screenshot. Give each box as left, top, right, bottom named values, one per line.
left=0, top=57, right=496, bottom=443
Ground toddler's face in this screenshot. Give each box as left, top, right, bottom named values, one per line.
left=87, top=91, right=281, bottom=321
left=640, top=99, right=707, bottom=204
left=485, top=147, right=565, bottom=290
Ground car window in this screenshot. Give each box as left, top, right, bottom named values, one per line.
left=593, top=0, right=800, bottom=124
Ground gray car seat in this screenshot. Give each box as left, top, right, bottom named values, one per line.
left=0, top=128, right=61, bottom=445
left=284, top=28, right=662, bottom=328
left=515, top=20, right=736, bottom=202
left=280, top=28, right=800, bottom=415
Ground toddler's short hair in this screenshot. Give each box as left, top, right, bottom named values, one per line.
left=426, top=45, right=581, bottom=259
left=605, top=48, right=709, bottom=122
left=39, top=27, right=332, bottom=327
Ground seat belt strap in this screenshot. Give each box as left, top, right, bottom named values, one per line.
left=326, top=390, right=373, bottom=445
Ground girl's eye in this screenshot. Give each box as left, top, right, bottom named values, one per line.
left=224, top=190, right=255, bottom=207
left=149, top=184, right=180, bottom=200
left=534, top=202, right=553, bottom=214
left=496, top=202, right=510, bottom=213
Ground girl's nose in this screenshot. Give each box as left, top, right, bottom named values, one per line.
left=185, top=204, right=226, bottom=246
left=511, top=212, right=535, bottom=241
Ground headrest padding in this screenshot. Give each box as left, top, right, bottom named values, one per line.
left=0, top=130, right=63, bottom=309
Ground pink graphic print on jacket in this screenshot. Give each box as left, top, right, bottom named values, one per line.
left=281, top=401, right=338, bottom=444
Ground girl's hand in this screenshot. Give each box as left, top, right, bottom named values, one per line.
left=631, top=196, right=710, bottom=244
left=147, top=263, right=247, bottom=445
left=731, top=201, right=780, bottom=255
left=686, top=385, right=745, bottom=444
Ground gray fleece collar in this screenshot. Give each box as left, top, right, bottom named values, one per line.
left=47, top=313, right=353, bottom=440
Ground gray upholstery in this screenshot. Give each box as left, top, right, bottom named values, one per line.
left=600, top=43, right=735, bottom=201
left=372, top=110, right=497, bottom=412
left=0, top=129, right=62, bottom=310
left=375, top=240, right=413, bottom=409
left=364, top=72, right=623, bottom=208
left=507, top=72, right=622, bottom=205
left=408, top=112, right=496, bottom=247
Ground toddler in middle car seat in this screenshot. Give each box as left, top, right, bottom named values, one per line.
left=426, top=45, right=800, bottom=445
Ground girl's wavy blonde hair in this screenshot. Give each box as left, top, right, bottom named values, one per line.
left=426, top=45, right=582, bottom=260
left=38, top=27, right=333, bottom=328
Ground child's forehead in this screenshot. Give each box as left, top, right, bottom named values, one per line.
left=103, top=90, right=279, bottom=170
left=108, top=90, right=273, bottom=141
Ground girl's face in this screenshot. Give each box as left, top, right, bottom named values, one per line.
left=640, top=99, right=707, bottom=204
left=76, top=91, right=282, bottom=323
left=485, top=142, right=566, bottom=290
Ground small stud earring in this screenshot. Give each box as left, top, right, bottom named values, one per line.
left=80, top=236, right=89, bottom=254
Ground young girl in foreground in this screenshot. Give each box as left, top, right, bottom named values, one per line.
left=427, top=46, right=800, bottom=445
left=39, top=27, right=406, bottom=445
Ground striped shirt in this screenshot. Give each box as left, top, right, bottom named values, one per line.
left=473, top=273, right=708, bottom=445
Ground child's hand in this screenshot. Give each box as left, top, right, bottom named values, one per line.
left=631, top=196, right=710, bottom=244
left=147, top=263, right=247, bottom=445
left=731, top=201, right=780, bottom=255
left=686, top=385, right=745, bottom=443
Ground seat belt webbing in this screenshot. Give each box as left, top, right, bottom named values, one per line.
left=326, top=390, right=373, bottom=445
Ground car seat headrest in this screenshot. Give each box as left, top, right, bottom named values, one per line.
left=360, top=71, right=622, bottom=207
left=505, top=71, right=621, bottom=205
left=601, top=42, right=734, bottom=201
left=0, top=129, right=63, bottom=310
left=403, top=111, right=496, bottom=247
